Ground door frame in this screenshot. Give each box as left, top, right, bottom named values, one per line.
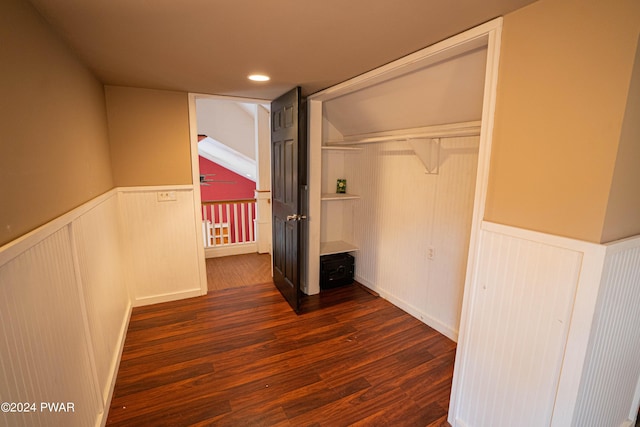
left=187, top=93, right=272, bottom=295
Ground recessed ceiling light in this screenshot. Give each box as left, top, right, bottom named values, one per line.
left=248, top=74, right=270, bottom=82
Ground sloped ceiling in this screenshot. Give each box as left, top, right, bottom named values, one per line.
left=27, top=0, right=537, bottom=100
left=198, top=137, right=257, bottom=182
left=324, top=46, right=488, bottom=137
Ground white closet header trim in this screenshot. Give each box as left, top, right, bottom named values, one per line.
left=324, top=120, right=481, bottom=146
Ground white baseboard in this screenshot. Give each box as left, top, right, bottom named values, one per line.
left=379, top=289, right=458, bottom=342
left=355, top=274, right=458, bottom=342
left=205, top=242, right=257, bottom=258
left=98, top=302, right=132, bottom=427
left=133, top=288, right=203, bottom=307
left=354, top=275, right=378, bottom=294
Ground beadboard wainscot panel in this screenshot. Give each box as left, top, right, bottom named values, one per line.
left=570, top=235, right=640, bottom=427
left=453, top=223, right=586, bottom=427
left=71, top=194, right=131, bottom=409
left=0, top=228, right=100, bottom=426
left=0, top=189, right=131, bottom=427
left=351, top=136, right=478, bottom=340
left=450, top=221, right=613, bottom=427
left=118, top=186, right=204, bottom=306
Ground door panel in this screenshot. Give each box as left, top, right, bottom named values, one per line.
left=284, top=139, right=296, bottom=205
left=271, top=87, right=306, bottom=312
left=273, top=141, right=283, bottom=203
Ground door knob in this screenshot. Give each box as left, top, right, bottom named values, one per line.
left=286, top=214, right=307, bottom=221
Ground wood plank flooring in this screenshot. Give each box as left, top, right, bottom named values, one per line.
left=206, top=253, right=272, bottom=291
left=106, top=283, right=455, bottom=426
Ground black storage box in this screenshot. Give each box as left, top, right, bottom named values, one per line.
left=320, top=253, right=354, bottom=289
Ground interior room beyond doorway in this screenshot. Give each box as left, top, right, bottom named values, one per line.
left=192, top=96, right=272, bottom=260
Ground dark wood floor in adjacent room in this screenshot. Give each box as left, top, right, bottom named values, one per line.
left=106, top=280, right=456, bottom=426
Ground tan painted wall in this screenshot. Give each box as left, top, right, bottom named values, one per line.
left=105, top=86, right=192, bottom=187
left=601, top=35, right=640, bottom=243
left=485, top=0, right=640, bottom=242
left=0, top=0, right=114, bottom=247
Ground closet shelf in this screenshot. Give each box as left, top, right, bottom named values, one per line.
left=321, top=193, right=360, bottom=201
left=321, top=145, right=364, bottom=151
left=325, top=120, right=481, bottom=145
left=320, top=241, right=359, bottom=256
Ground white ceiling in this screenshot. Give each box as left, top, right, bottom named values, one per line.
left=28, top=0, right=536, bottom=100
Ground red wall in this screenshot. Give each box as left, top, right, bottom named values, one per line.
left=199, top=156, right=256, bottom=243
left=199, top=156, right=256, bottom=201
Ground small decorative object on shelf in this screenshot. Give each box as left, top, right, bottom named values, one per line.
left=336, top=179, right=346, bottom=194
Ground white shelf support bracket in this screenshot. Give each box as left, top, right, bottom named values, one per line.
left=408, top=137, right=440, bottom=174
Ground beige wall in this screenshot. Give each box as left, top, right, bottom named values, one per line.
left=105, top=86, right=192, bottom=187
left=0, top=0, right=114, bottom=247
left=485, top=0, right=640, bottom=242
left=601, top=35, right=640, bottom=243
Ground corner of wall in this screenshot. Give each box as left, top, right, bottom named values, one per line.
left=601, top=33, right=640, bottom=243
left=485, top=0, right=640, bottom=243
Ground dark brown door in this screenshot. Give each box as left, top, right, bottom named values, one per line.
left=271, top=87, right=306, bottom=313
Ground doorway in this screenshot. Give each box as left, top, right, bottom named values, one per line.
left=188, top=94, right=272, bottom=291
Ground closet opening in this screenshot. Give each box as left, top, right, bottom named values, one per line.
left=306, top=19, right=502, bottom=345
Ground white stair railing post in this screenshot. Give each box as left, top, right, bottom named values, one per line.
left=240, top=203, right=247, bottom=243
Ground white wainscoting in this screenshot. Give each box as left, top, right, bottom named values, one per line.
left=118, top=186, right=205, bottom=306
left=0, top=190, right=130, bottom=427
left=0, top=185, right=208, bottom=426
left=449, top=221, right=640, bottom=427
left=452, top=224, right=586, bottom=426
left=71, top=195, right=130, bottom=408
left=571, top=238, right=640, bottom=427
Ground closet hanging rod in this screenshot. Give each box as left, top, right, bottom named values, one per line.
left=325, top=120, right=481, bottom=146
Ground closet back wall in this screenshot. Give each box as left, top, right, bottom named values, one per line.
left=351, top=136, right=479, bottom=340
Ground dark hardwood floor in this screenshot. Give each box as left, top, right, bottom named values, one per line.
left=106, top=282, right=455, bottom=426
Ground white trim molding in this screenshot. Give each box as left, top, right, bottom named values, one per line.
left=356, top=274, right=459, bottom=342
left=205, top=242, right=257, bottom=258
